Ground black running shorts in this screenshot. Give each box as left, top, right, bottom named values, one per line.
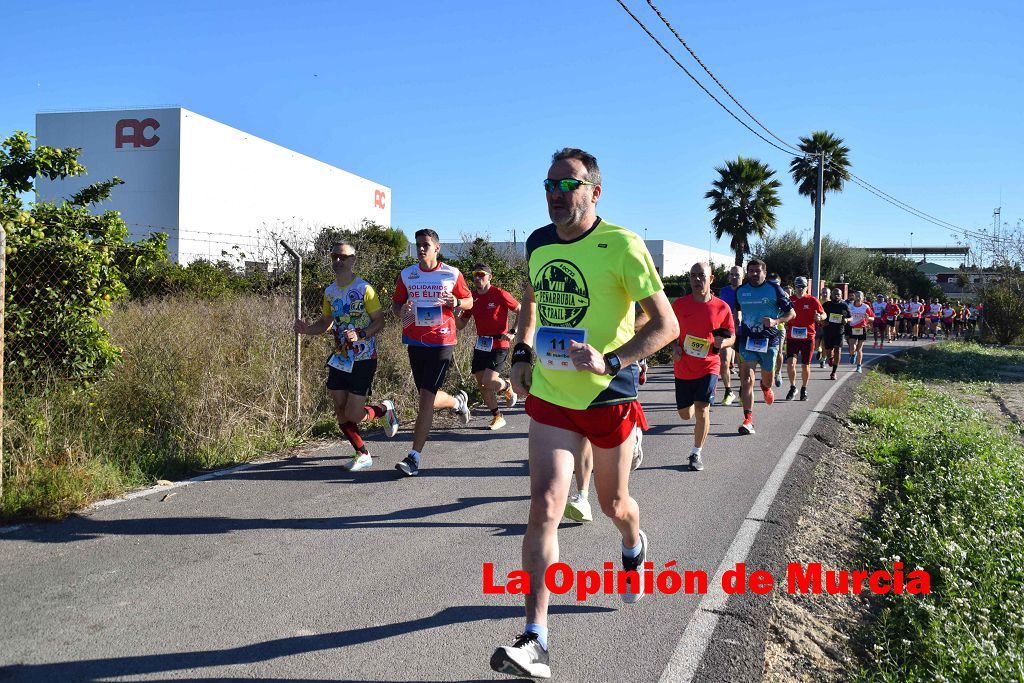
left=471, top=347, right=509, bottom=374
left=675, top=375, right=718, bottom=410
left=327, top=358, right=377, bottom=396
left=408, top=345, right=455, bottom=393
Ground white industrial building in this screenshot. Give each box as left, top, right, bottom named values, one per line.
left=421, top=239, right=734, bottom=276
left=35, top=107, right=391, bottom=263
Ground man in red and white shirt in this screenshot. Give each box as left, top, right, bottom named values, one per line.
left=391, top=228, right=473, bottom=476
left=884, top=296, right=901, bottom=343
left=455, top=262, right=521, bottom=431
left=906, top=296, right=924, bottom=341
left=671, top=262, right=735, bottom=471
left=784, top=276, right=825, bottom=401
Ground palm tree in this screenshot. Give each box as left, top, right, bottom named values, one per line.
left=705, top=156, right=782, bottom=266
left=789, top=131, right=851, bottom=205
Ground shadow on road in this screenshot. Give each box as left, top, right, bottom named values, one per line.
left=2, top=496, right=531, bottom=544
left=0, top=604, right=610, bottom=681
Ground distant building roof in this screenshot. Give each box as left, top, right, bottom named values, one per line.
left=917, top=261, right=949, bottom=276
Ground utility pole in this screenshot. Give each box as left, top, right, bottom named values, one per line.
left=280, top=240, right=302, bottom=432
left=811, top=151, right=825, bottom=300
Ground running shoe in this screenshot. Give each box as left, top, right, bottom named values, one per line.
left=563, top=492, right=593, bottom=522
left=785, top=385, right=796, bottom=401
left=819, top=358, right=825, bottom=369
left=721, top=390, right=736, bottom=406
left=762, top=386, right=775, bottom=406
left=490, top=632, right=550, bottom=679
left=631, top=427, right=644, bottom=470
left=829, top=371, right=837, bottom=381
left=774, top=374, right=782, bottom=388
left=503, top=385, right=518, bottom=409
left=688, top=453, right=704, bottom=471
left=799, top=387, right=808, bottom=401
left=621, top=529, right=649, bottom=604
left=488, top=414, right=507, bottom=431
left=638, top=359, right=648, bottom=385
left=395, top=453, right=419, bottom=477
left=455, top=390, right=471, bottom=425
left=856, top=364, right=862, bottom=374
left=381, top=399, right=399, bottom=438
left=345, top=453, right=373, bottom=471
left=738, top=417, right=756, bottom=435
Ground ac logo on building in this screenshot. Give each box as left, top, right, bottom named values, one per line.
left=374, top=189, right=387, bottom=210
left=115, top=118, right=160, bottom=149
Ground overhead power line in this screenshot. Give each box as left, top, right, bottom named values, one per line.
left=612, top=0, right=801, bottom=158
left=614, top=0, right=1004, bottom=245
left=644, top=0, right=802, bottom=154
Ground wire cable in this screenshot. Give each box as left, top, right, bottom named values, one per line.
left=644, top=0, right=803, bottom=154
left=613, top=0, right=803, bottom=158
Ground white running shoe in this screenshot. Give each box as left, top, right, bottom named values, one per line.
left=455, top=390, right=471, bottom=425
left=621, top=529, right=649, bottom=604
left=381, top=399, right=399, bottom=438
left=504, top=385, right=518, bottom=409
left=563, top=492, right=593, bottom=522
left=631, top=427, right=644, bottom=471
left=345, top=453, right=373, bottom=471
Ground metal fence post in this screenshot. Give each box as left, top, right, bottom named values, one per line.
left=280, top=241, right=301, bottom=432
left=1, top=223, right=5, bottom=499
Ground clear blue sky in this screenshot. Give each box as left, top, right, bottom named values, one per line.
left=3, top=0, right=1021, bottom=256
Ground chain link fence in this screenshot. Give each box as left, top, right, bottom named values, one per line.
left=1, top=223, right=523, bottom=518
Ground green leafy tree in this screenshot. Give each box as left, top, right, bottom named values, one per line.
left=1, top=131, right=166, bottom=380
left=705, top=157, right=782, bottom=266
left=980, top=276, right=1024, bottom=344
left=446, top=234, right=527, bottom=297
left=864, top=254, right=936, bottom=299
left=788, top=130, right=852, bottom=205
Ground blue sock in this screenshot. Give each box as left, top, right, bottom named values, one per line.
left=622, top=540, right=642, bottom=558
left=524, top=623, right=548, bottom=651
left=409, top=450, right=421, bottom=465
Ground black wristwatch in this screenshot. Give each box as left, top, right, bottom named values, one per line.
left=603, top=352, right=622, bottom=376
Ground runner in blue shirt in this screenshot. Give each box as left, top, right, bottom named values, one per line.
left=734, top=259, right=794, bottom=434
left=716, top=265, right=743, bottom=406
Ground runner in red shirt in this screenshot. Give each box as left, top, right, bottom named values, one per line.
left=784, top=277, right=825, bottom=401
left=884, top=297, right=901, bottom=344
left=671, top=262, right=735, bottom=471
left=391, top=228, right=473, bottom=476
left=455, top=262, right=521, bottom=430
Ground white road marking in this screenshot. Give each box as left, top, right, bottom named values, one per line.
left=659, top=348, right=901, bottom=682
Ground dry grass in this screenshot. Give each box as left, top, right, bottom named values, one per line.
left=2, top=293, right=480, bottom=519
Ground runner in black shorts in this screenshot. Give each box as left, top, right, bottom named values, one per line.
left=821, top=287, right=851, bottom=381
left=294, top=241, right=399, bottom=471
left=391, top=229, right=474, bottom=476
left=454, top=262, right=521, bottom=430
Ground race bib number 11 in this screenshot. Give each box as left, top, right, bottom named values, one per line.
left=536, top=326, right=587, bottom=371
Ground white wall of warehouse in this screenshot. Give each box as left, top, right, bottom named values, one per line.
left=35, top=109, right=183, bottom=252
left=177, top=109, right=390, bottom=262
left=35, top=107, right=390, bottom=263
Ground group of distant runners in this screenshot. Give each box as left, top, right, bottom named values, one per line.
left=293, top=148, right=976, bottom=680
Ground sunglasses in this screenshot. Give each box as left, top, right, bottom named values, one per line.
left=472, top=271, right=489, bottom=277
left=330, top=253, right=355, bottom=261
left=543, top=178, right=596, bottom=193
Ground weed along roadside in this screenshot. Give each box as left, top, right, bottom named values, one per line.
left=765, top=342, right=1024, bottom=682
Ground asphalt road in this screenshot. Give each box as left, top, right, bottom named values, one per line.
left=0, top=342, right=911, bottom=682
